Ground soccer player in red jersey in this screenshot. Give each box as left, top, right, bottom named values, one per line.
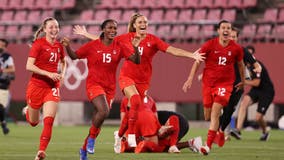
left=24, top=17, right=66, bottom=160
left=115, top=13, right=205, bottom=147
left=61, top=19, right=141, bottom=160
left=182, top=20, right=245, bottom=155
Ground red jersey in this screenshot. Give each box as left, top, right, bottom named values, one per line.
left=29, top=37, right=65, bottom=88
left=120, top=96, right=157, bottom=113
left=200, top=37, right=243, bottom=86
left=76, top=38, right=133, bottom=92
left=118, top=32, right=170, bottom=84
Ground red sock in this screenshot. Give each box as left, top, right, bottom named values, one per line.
left=206, top=129, right=217, bottom=149
left=82, top=125, right=100, bottom=150
left=39, top=117, right=54, bottom=151
left=128, top=94, right=141, bottom=134
left=89, top=125, right=101, bottom=139
left=25, top=109, right=38, bottom=127
left=118, top=113, right=128, bottom=137
left=167, top=115, right=179, bottom=146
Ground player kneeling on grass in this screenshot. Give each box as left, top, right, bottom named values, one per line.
left=114, top=95, right=202, bottom=153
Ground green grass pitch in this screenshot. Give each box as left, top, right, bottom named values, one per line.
left=0, top=123, right=284, bottom=160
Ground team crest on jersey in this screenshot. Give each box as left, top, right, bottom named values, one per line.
left=228, top=51, right=231, bottom=56
left=113, top=50, right=116, bottom=54
left=147, top=42, right=151, bottom=47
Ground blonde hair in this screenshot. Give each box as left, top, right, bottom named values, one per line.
left=33, top=17, right=57, bottom=41
left=127, top=13, right=144, bottom=32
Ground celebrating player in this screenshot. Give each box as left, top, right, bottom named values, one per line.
left=183, top=20, right=245, bottom=155
left=24, top=17, right=66, bottom=160
left=61, top=19, right=141, bottom=160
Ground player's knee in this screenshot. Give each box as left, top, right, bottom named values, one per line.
left=98, top=108, right=110, bottom=119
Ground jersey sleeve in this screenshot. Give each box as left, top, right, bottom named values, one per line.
left=243, top=48, right=256, bottom=65
left=29, top=41, right=41, bottom=58
left=75, top=41, right=93, bottom=59
left=152, top=35, right=170, bottom=52
left=200, top=40, right=211, bottom=56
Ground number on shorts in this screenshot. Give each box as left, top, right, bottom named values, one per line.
left=218, top=87, right=226, bottom=96
left=52, top=88, right=60, bottom=97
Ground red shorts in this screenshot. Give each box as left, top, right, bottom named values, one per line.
left=26, top=82, right=60, bottom=109
left=136, top=110, right=161, bottom=137
left=202, top=84, right=233, bottom=108
left=119, top=76, right=149, bottom=97
left=86, top=85, right=114, bottom=107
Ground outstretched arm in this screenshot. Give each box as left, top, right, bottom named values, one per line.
left=73, top=25, right=99, bottom=40
left=166, top=47, right=205, bottom=63
left=182, top=61, right=201, bottom=93
left=61, top=37, right=78, bottom=60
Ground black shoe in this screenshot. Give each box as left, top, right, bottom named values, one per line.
left=1, top=122, right=10, bottom=135
left=230, top=129, right=241, bottom=140
left=2, top=127, right=9, bottom=135
left=259, top=132, right=269, bottom=141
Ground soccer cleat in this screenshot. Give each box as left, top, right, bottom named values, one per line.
left=127, top=134, right=137, bottom=147
left=188, top=136, right=202, bottom=153
left=79, top=148, right=88, bottom=160
left=1, top=122, right=9, bottom=135
left=168, top=145, right=181, bottom=153
left=34, top=150, right=46, bottom=160
left=2, top=127, right=9, bottom=135
left=86, top=137, right=96, bottom=154
left=259, top=132, right=270, bottom=141
left=230, top=129, right=241, bottom=140
left=200, top=145, right=210, bottom=155
left=113, top=131, right=121, bottom=153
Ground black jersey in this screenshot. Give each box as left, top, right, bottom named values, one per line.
left=233, top=47, right=257, bottom=85
left=248, top=60, right=274, bottom=92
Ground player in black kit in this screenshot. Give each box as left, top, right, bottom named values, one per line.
left=232, top=46, right=274, bottom=141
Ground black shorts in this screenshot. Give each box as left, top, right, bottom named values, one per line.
left=157, top=111, right=189, bottom=141
left=248, top=89, right=275, bottom=115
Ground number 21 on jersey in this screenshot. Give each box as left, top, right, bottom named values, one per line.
left=49, top=52, right=58, bottom=62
